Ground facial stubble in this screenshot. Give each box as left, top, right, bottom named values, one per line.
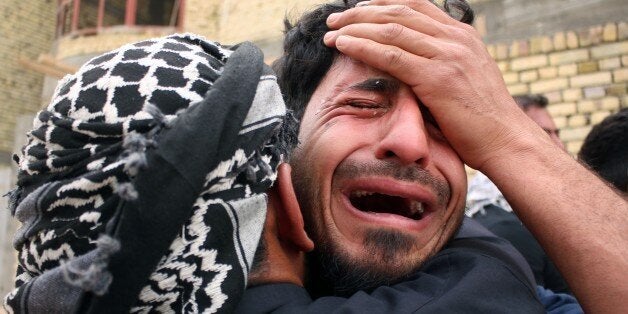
left=290, top=158, right=453, bottom=297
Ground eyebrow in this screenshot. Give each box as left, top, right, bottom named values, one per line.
left=347, top=78, right=400, bottom=95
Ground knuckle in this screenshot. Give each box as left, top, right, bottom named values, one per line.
left=388, top=4, right=414, bottom=17
left=383, top=48, right=404, bottom=67
left=382, top=23, right=405, bottom=41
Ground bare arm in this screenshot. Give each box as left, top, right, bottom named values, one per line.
left=324, top=0, right=628, bottom=311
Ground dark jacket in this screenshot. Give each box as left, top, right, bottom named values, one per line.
left=236, top=218, right=544, bottom=313
left=473, top=204, right=571, bottom=294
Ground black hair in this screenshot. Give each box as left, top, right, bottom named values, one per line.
left=272, top=0, right=475, bottom=121
left=578, top=108, right=628, bottom=192
left=513, top=94, right=549, bottom=111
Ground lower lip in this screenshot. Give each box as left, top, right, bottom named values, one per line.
left=339, top=194, right=433, bottom=232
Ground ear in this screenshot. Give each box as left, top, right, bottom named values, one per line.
left=275, top=163, right=314, bottom=252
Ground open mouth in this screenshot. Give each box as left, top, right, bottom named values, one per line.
left=349, top=190, right=425, bottom=220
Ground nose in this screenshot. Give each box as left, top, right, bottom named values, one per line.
left=374, top=98, right=431, bottom=167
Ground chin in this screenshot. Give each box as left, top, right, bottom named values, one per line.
left=305, top=227, right=435, bottom=298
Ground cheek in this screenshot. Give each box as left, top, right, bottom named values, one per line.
left=431, top=143, right=466, bottom=203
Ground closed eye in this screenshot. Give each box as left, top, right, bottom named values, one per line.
left=347, top=101, right=386, bottom=109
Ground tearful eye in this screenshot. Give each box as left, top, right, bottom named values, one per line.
left=348, top=101, right=384, bottom=110
left=343, top=100, right=389, bottom=118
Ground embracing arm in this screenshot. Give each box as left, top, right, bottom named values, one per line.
left=323, top=0, right=628, bottom=311
left=239, top=223, right=544, bottom=313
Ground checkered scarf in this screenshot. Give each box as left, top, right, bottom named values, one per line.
left=4, top=34, right=292, bottom=313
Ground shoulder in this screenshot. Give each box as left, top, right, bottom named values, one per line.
left=409, top=218, right=543, bottom=312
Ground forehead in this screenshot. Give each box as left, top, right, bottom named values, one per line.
left=316, top=55, right=397, bottom=94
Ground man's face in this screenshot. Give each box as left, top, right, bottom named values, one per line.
left=290, top=56, right=467, bottom=295
left=525, top=106, right=565, bottom=150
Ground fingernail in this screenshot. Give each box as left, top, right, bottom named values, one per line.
left=327, top=13, right=339, bottom=24
left=356, top=1, right=370, bottom=7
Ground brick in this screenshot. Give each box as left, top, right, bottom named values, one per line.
left=549, top=49, right=589, bottom=66
left=1, top=0, right=57, bottom=154
left=539, top=67, right=558, bottom=79
left=566, top=141, right=584, bottom=155
left=530, top=37, right=544, bottom=55
left=566, top=31, right=579, bottom=49
left=520, top=70, right=538, bottom=83
left=623, top=55, right=628, bottom=67
left=553, top=116, right=567, bottom=128
left=583, top=86, right=606, bottom=99
left=619, top=22, right=628, bottom=40
left=578, top=29, right=592, bottom=47
left=497, top=61, right=509, bottom=72
left=601, top=97, right=620, bottom=110
left=486, top=44, right=496, bottom=59
left=614, top=68, right=628, bottom=83
left=496, top=44, right=509, bottom=60
left=507, top=83, right=528, bottom=95
left=518, top=40, right=530, bottom=57
left=599, top=57, right=622, bottom=70
left=570, top=72, right=612, bottom=88
left=530, top=78, right=569, bottom=93
left=577, top=100, right=599, bottom=113
left=603, top=23, right=618, bottom=42
left=606, top=83, right=627, bottom=96
left=544, top=91, right=562, bottom=104
left=591, top=42, right=628, bottom=59
left=511, top=55, right=548, bottom=71
left=502, top=72, right=519, bottom=84
left=509, top=41, right=520, bottom=58
left=579, top=26, right=603, bottom=47
left=553, top=32, right=566, bottom=51
left=561, top=126, right=592, bottom=141
left=563, top=88, right=582, bottom=102
left=541, top=36, right=553, bottom=53
left=547, top=102, right=577, bottom=116
left=577, top=61, right=599, bottom=74
left=558, top=64, right=578, bottom=77
left=623, top=95, right=628, bottom=108
left=568, top=114, right=588, bottom=127
left=591, top=111, right=611, bottom=124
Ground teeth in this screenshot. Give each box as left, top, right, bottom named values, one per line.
left=351, top=190, right=375, bottom=197
left=410, top=201, right=424, bottom=214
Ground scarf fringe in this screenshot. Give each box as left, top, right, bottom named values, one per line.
left=61, top=235, right=121, bottom=296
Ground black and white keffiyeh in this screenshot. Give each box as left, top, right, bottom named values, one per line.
left=4, top=33, right=292, bottom=313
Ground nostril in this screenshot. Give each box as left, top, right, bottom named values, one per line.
left=384, top=150, right=395, bottom=158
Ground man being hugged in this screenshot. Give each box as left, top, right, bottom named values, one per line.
left=238, top=0, right=628, bottom=313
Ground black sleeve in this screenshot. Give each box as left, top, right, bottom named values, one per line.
left=236, top=219, right=545, bottom=313
left=474, top=204, right=571, bottom=294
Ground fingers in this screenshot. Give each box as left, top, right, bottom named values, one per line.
left=369, top=0, right=457, bottom=25
left=327, top=4, right=445, bottom=36
left=324, top=22, right=443, bottom=59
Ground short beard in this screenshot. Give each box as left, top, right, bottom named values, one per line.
left=306, top=228, right=421, bottom=297
left=290, top=155, right=453, bottom=297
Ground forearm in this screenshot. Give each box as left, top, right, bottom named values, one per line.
left=482, top=136, right=628, bottom=312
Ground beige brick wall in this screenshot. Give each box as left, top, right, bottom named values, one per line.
left=2, top=1, right=625, bottom=161
left=184, top=0, right=325, bottom=60
left=0, top=0, right=56, bottom=162
left=487, top=22, right=628, bottom=155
